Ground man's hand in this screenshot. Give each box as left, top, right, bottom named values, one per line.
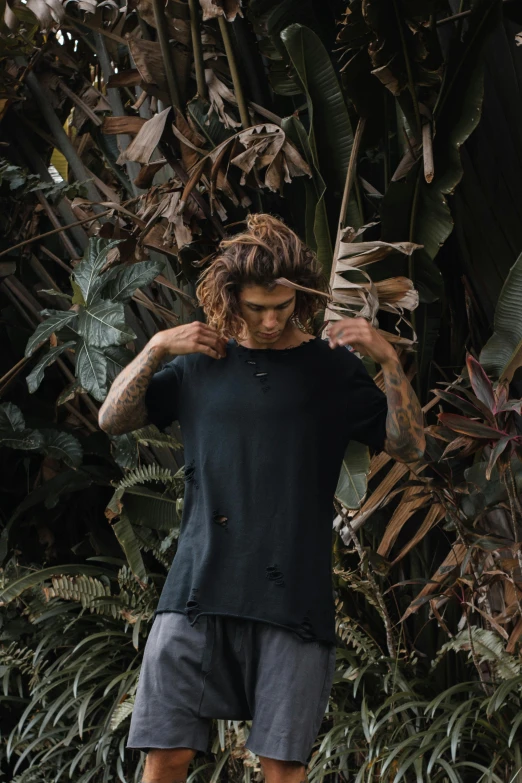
left=328, top=316, right=425, bottom=463
left=150, top=322, right=228, bottom=361
left=327, top=317, right=397, bottom=367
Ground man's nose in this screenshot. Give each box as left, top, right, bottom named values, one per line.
left=262, top=311, right=278, bottom=328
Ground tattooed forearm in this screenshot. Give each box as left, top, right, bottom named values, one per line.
left=98, top=343, right=164, bottom=435
left=382, top=359, right=425, bottom=463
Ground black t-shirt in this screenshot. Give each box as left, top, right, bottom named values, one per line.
left=145, top=336, right=388, bottom=644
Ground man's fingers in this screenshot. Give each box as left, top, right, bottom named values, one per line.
left=195, top=333, right=227, bottom=357
left=197, top=344, right=222, bottom=360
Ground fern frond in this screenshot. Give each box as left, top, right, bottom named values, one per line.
left=0, top=641, right=39, bottom=677
left=110, top=695, right=135, bottom=731
left=45, top=575, right=111, bottom=613
left=434, top=628, right=522, bottom=681
left=133, top=425, right=182, bottom=450
left=118, top=464, right=177, bottom=490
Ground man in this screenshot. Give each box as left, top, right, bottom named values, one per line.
left=99, top=213, right=425, bottom=783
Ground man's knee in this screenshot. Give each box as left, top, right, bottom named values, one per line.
left=258, top=756, right=307, bottom=782
left=143, top=747, right=197, bottom=781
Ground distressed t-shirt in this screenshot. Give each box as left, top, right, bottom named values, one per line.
left=145, top=336, right=388, bottom=645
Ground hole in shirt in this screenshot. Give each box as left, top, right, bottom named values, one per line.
left=253, top=372, right=268, bottom=378
left=266, top=563, right=285, bottom=587
left=184, top=460, right=199, bottom=489
left=186, top=588, right=200, bottom=613
left=299, top=610, right=316, bottom=641
left=212, top=511, right=228, bottom=527
left=245, top=360, right=257, bottom=366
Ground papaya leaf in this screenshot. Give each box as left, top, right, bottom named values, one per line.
left=104, top=345, right=133, bottom=383
left=26, top=342, right=76, bottom=394
left=100, top=259, right=164, bottom=303
left=72, top=238, right=122, bottom=306
left=77, top=301, right=136, bottom=348
left=25, top=311, right=78, bottom=358
left=75, top=340, right=107, bottom=402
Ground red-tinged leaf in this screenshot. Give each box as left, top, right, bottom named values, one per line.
left=494, top=380, right=509, bottom=412
left=466, top=354, right=496, bottom=412
left=456, top=386, right=497, bottom=426
left=441, top=436, right=475, bottom=459
left=437, top=413, right=504, bottom=440
left=486, top=436, right=514, bottom=479
left=496, top=399, right=522, bottom=415
left=435, top=389, right=485, bottom=418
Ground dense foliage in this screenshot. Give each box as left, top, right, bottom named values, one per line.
left=1, top=0, right=522, bottom=781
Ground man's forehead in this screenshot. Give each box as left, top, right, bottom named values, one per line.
left=239, top=283, right=295, bottom=304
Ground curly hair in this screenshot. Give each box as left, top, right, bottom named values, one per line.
left=196, top=213, right=331, bottom=339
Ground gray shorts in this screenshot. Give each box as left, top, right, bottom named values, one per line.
left=127, top=612, right=336, bottom=765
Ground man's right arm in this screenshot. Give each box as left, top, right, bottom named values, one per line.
left=98, top=322, right=228, bottom=436
left=98, top=339, right=164, bottom=435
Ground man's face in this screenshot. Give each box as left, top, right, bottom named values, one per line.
left=238, top=284, right=296, bottom=346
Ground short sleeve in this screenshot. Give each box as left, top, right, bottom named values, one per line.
left=344, top=351, right=388, bottom=453
left=145, top=355, right=184, bottom=431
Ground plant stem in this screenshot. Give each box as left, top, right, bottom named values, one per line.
left=0, top=212, right=112, bottom=259
left=188, top=0, right=207, bottom=101
left=330, top=116, right=366, bottom=286
left=218, top=16, right=250, bottom=129
left=336, top=502, right=397, bottom=659
left=93, top=33, right=142, bottom=197
left=17, top=64, right=105, bottom=210
left=151, top=0, right=181, bottom=109
left=391, top=0, right=421, bottom=143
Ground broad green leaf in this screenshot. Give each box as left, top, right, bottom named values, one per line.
left=26, top=341, right=75, bottom=394
left=100, top=259, right=164, bottom=303
left=39, top=430, right=83, bottom=468
left=104, top=345, right=133, bottom=383
left=109, top=433, right=138, bottom=470
left=111, top=513, right=147, bottom=585
left=72, top=238, right=121, bottom=306
left=335, top=440, right=370, bottom=510
left=281, top=24, right=361, bottom=241
left=77, top=301, right=135, bottom=348
left=249, top=0, right=319, bottom=97
left=75, top=340, right=107, bottom=402
left=0, top=429, right=45, bottom=451
left=282, top=115, right=332, bottom=267
left=480, top=251, right=522, bottom=381
left=0, top=402, right=25, bottom=432
left=25, top=310, right=78, bottom=358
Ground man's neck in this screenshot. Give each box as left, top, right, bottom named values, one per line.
left=238, top=324, right=315, bottom=350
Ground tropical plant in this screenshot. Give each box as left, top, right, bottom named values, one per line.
left=1, top=0, right=522, bottom=781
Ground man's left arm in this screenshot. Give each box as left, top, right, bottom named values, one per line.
left=328, top=317, right=425, bottom=463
